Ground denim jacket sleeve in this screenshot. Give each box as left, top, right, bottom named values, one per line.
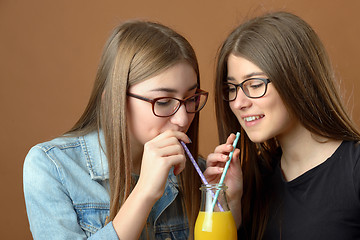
left=23, top=145, right=118, bottom=240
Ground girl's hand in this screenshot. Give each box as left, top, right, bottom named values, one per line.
left=112, top=130, right=190, bottom=239
left=204, top=133, right=243, bottom=205
left=136, top=130, right=190, bottom=202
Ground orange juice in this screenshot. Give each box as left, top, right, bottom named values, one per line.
left=194, top=211, right=237, bottom=239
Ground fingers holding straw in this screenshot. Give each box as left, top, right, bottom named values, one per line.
left=211, top=132, right=241, bottom=211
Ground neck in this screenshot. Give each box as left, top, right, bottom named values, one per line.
left=278, top=123, right=341, bottom=181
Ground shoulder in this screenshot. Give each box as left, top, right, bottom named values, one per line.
left=337, top=141, right=360, bottom=199
left=25, top=135, right=83, bottom=168
left=326, top=140, right=360, bottom=176
left=23, top=136, right=85, bottom=211
left=345, top=141, right=360, bottom=171
left=24, top=131, right=109, bottom=183
left=23, top=135, right=85, bottom=185
left=338, top=141, right=360, bottom=165
left=34, top=135, right=81, bottom=151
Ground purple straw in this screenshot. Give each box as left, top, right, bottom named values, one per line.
left=180, top=140, right=224, bottom=211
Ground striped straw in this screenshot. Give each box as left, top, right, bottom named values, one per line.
left=180, top=141, right=224, bottom=212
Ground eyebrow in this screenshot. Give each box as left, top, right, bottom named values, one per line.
left=227, top=72, right=266, bottom=82
left=244, top=72, right=266, bottom=79
left=150, top=83, right=198, bottom=93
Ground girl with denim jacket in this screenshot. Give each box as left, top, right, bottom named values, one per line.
left=24, top=20, right=208, bottom=239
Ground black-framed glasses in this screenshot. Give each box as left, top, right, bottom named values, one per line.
left=222, top=78, right=271, bottom=101
left=127, top=89, right=208, bottom=117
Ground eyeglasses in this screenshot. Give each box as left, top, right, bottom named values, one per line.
left=222, top=78, right=271, bottom=101
left=127, top=89, right=208, bottom=117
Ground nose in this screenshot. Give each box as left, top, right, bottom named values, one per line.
left=169, top=103, right=192, bottom=128
left=231, top=88, right=252, bottom=110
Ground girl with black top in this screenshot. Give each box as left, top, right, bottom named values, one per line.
left=204, top=11, right=360, bottom=239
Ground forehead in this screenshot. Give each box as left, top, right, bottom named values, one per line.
left=227, top=54, right=263, bottom=75
left=129, top=62, right=197, bottom=93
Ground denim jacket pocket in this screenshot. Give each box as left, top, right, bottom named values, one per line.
left=74, top=203, right=110, bottom=237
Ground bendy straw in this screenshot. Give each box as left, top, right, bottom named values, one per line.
left=180, top=141, right=207, bottom=184
left=211, top=132, right=240, bottom=211
left=180, top=140, right=224, bottom=212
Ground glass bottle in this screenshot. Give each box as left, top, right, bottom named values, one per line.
left=194, top=183, right=237, bottom=239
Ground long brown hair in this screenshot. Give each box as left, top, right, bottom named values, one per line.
left=214, top=11, right=360, bottom=239
left=66, top=20, right=201, bottom=237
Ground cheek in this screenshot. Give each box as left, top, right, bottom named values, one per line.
left=271, top=94, right=289, bottom=120
left=266, top=97, right=293, bottom=136
left=274, top=105, right=293, bottom=131
left=229, top=102, right=235, bottom=112
left=127, top=101, right=158, bottom=144
left=128, top=112, right=165, bottom=145
left=229, top=103, right=243, bottom=124
left=185, top=114, right=196, bottom=131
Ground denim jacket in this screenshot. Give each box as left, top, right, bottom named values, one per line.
left=23, top=131, right=189, bottom=239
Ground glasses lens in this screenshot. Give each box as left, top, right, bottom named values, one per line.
left=223, top=83, right=237, bottom=101
left=185, top=93, right=207, bottom=113
left=153, top=92, right=207, bottom=117
left=243, top=79, right=267, bottom=98
left=153, top=98, right=180, bottom=117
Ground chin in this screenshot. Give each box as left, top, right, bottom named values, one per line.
left=247, top=134, right=269, bottom=144
left=250, top=139, right=265, bottom=144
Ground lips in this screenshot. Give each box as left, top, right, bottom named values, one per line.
left=243, top=114, right=264, bottom=122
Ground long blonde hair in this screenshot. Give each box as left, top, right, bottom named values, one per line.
left=67, top=20, right=201, bottom=236
left=215, top=11, right=360, bottom=239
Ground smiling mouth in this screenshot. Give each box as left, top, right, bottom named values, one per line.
left=243, top=115, right=264, bottom=122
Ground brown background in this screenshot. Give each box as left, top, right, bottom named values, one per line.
left=1, top=0, right=359, bottom=238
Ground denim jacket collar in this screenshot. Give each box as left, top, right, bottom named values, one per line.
left=152, top=170, right=179, bottom=223
left=82, top=131, right=109, bottom=180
